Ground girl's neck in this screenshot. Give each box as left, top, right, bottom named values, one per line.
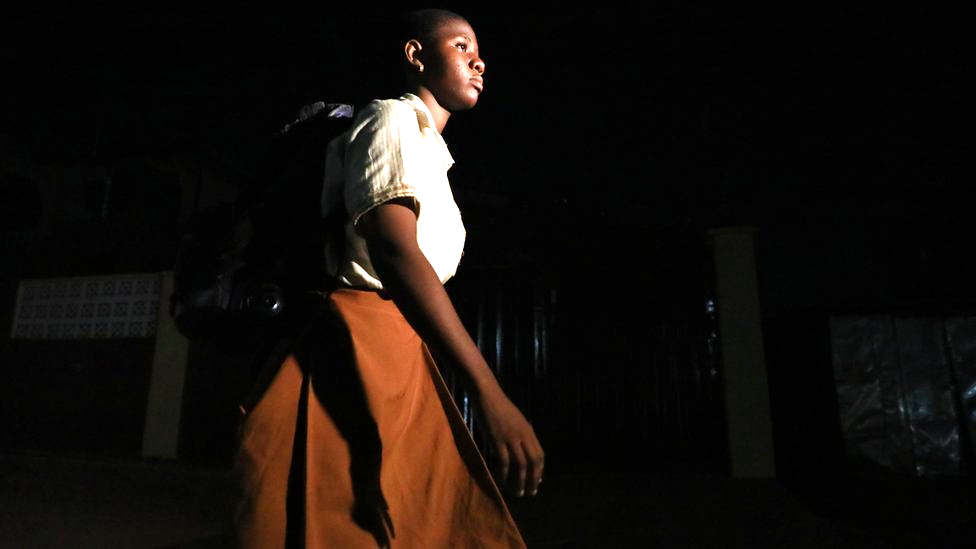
left=413, top=87, right=451, bottom=133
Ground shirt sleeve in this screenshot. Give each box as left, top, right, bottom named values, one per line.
left=342, top=99, right=422, bottom=227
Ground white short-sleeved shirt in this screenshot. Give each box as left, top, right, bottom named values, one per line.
left=321, top=93, right=466, bottom=290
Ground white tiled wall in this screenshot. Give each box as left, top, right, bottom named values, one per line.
left=11, top=274, right=161, bottom=339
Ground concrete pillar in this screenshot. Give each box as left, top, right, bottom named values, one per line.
left=142, top=271, right=189, bottom=459
left=709, top=227, right=776, bottom=477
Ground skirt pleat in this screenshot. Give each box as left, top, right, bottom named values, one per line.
left=234, top=289, right=526, bottom=548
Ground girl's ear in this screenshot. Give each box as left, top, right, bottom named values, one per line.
left=404, top=39, right=425, bottom=73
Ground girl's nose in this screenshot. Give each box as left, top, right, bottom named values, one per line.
left=471, top=57, right=485, bottom=75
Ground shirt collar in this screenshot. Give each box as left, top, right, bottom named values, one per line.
left=400, top=93, right=454, bottom=167
left=400, top=93, right=439, bottom=131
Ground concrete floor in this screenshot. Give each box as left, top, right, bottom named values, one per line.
left=1, top=452, right=973, bottom=548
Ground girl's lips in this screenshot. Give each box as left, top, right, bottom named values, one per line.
left=470, top=76, right=484, bottom=93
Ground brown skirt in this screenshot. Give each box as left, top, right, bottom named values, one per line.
left=233, top=289, right=526, bottom=548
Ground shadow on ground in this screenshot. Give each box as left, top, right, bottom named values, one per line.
left=1, top=452, right=973, bottom=548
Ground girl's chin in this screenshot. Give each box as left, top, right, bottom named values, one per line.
left=446, top=98, right=479, bottom=113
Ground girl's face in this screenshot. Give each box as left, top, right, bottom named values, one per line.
left=419, top=19, right=486, bottom=112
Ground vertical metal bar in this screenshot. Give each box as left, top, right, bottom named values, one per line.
left=101, top=176, right=112, bottom=219
left=542, top=288, right=554, bottom=380
left=533, top=286, right=547, bottom=380
left=494, top=274, right=504, bottom=378
left=468, top=279, right=489, bottom=432
left=512, top=284, right=521, bottom=379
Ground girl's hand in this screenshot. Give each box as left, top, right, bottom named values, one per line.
left=360, top=202, right=544, bottom=496
left=475, top=387, right=545, bottom=497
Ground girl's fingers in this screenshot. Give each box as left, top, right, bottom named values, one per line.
left=495, top=444, right=510, bottom=484
left=514, top=446, right=528, bottom=496
left=523, top=440, right=545, bottom=496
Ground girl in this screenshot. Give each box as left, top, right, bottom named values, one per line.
left=235, top=9, right=543, bottom=548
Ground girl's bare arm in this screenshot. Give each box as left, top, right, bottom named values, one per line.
left=358, top=198, right=544, bottom=496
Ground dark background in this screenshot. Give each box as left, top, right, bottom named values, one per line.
left=6, top=4, right=973, bottom=209
left=2, top=4, right=975, bottom=547
left=2, top=0, right=973, bottom=488
left=5, top=3, right=972, bottom=293
left=6, top=4, right=970, bottom=213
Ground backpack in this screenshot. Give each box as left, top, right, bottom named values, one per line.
left=169, top=102, right=354, bottom=351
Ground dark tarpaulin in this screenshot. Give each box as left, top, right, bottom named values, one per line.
left=945, top=318, right=976, bottom=473
left=830, top=315, right=976, bottom=477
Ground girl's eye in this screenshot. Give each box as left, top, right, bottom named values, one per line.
left=455, top=42, right=467, bottom=52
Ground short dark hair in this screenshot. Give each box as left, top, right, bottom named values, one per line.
left=400, top=8, right=468, bottom=48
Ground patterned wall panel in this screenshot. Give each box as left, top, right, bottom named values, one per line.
left=11, top=274, right=162, bottom=339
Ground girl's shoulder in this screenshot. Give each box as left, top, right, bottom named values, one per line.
left=345, top=98, right=425, bottom=147
left=358, top=97, right=419, bottom=123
